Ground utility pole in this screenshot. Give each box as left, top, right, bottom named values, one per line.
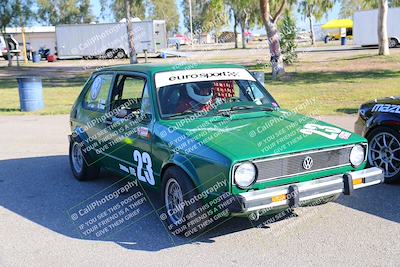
left=125, top=0, right=138, bottom=64
left=17, top=0, right=28, bottom=64
left=21, top=27, right=28, bottom=64
left=189, top=0, right=194, bottom=48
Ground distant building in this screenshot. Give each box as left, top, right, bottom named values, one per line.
left=5, top=26, right=56, bottom=54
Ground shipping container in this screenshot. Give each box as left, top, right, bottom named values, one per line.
left=55, top=21, right=167, bottom=59
left=354, top=8, right=400, bottom=48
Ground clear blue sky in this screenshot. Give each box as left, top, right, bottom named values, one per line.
left=91, top=0, right=340, bottom=33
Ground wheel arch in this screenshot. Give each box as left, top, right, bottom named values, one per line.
left=389, top=36, right=400, bottom=43
left=365, top=114, right=400, bottom=138
left=160, top=154, right=203, bottom=194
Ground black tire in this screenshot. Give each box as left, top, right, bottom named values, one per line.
left=115, top=49, right=126, bottom=59
left=161, top=166, right=209, bottom=237
left=69, top=139, right=100, bottom=181
left=389, top=38, right=398, bottom=48
left=104, top=49, right=115, bottom=59
left=367, top=127, right=400, bottom=183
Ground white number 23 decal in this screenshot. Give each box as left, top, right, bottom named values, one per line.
left=300, top=123, right=342, bottom=140
left=133, top=150, right=155, bottom=185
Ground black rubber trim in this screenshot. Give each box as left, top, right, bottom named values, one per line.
left=343, top=174, right=353, bottom=195
left=225, top=195, right=245, bottom=213
left=288, top=185, right=299, bottom=208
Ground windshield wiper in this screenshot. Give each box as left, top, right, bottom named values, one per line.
left=165, top=110, right=203, bottom=119
left=216, top=105, right=275, bottom=115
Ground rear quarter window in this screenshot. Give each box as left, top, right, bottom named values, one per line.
left=83, top=74, right=113, bottom=111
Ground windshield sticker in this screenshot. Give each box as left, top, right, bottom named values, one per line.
left=91, top=76, right=102, bottom=100
left=300, top=123, right=351, bottom=140
left=155, top=68, right=256, bottom=88
left=372, top=104, right=400, bottom=114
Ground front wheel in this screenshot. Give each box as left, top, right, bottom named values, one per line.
left=161, top=167, right=209, bottom=236
left=367, top=127, right=400, bottom=183
left=69, top=140, right=100, bottom=181
left=104, top=49, right=115, bottom=59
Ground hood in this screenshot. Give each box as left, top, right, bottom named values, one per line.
left=161, top=110, right=366, bottom=162
left=366, top=96, right=400, bottom=106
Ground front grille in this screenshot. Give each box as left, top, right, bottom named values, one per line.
left=253, top=146, right=353, bottom=183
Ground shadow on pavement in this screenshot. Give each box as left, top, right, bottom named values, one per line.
left=0, top=155, right=257, bottom=251
left=0, top=155, right=399, bottom=252
left=336, top=180, right=400, bottom=223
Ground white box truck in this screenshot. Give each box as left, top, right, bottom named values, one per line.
left=55, top=20, right=167, bottom=59
left=353, top=8, right=400, bottom=48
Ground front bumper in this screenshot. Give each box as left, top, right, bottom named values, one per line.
left=229, top=167, right=384, bottom=213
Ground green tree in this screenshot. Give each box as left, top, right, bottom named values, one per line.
left=228, top=2, right=240, bottom=48
left=339, top=0, right=400, bottom=18
left=229, top=0, right=260, bottom=49
left=278, top=10, right=297, bottom=64
left=102, top=0, right=146, bottom=21
left=36, top=0, right=94, bottom=25
left=201, top=0, right=228, bottom=43
left=298, top=0, right=335, bottom=45
left=182, top=0, right=206, bottom=36
left=339, top=0, right=366, bottom=18
left=148, top=0, right=179, bottom=33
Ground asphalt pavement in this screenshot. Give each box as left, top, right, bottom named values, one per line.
left=0, top=115, right=399, bottom=266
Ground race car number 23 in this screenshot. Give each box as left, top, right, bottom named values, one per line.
left=133, top=150, right=155, bottom=186
left=300, top=123, right=351, bottom=140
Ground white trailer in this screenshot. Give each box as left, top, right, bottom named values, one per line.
left=353, top=8, right=400, bottom=48
left=55, top=20, right=167, bottom=59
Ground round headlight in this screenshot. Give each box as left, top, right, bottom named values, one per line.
left=234, top=162, right=257, bottom=189
left=350, top=145, right=365, bottom=167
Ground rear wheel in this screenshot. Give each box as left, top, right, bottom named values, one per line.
left=389, top=38, right=398, bottom=48
left=367, top=127, right=400, bottom=183
left=115, top=49, right=126, bottom=59
left=69, top=140, right=100, bottom=181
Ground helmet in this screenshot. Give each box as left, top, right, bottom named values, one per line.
left=186, top=82, right=213, bottom=104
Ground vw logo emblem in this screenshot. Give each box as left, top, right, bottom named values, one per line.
left=302, top=156, right=314, bottom=170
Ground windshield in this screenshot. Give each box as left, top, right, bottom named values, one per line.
left=157, top=79, right=278, bottom=118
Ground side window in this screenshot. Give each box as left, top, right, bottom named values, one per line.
left=120, top=76, right=145, bottom=100
left=84, top=74, right=113, bottom=111
left=112, top=75, right=151, bottom=118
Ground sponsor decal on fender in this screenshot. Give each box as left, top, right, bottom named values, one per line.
left=154, top=68, right=256, bottom=88
left=372, top=104, right=400, bottom=114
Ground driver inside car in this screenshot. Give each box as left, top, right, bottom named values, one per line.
left=175, top=82, right=215, bottom=113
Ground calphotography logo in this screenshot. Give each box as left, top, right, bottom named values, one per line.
left=302, top=156, right=314, bottom=170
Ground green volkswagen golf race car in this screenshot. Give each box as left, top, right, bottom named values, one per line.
left=69, top=63, right=384, bottom=235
